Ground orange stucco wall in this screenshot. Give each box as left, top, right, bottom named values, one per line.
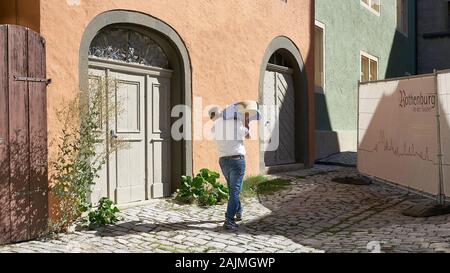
left=41, top=0, right=314, bottom=181
left=0, top=0, right=40, bottom=32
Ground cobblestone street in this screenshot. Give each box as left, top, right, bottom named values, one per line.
left=1, top=165, right=449, bottom=253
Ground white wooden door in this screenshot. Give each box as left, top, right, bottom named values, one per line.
left=109, top=71, right=146, bottom=204
left=263, top=65, right=296, bottom=166
left=88, top=65, right=171, bottom=205
left=147, top=76, right=171, bottom=198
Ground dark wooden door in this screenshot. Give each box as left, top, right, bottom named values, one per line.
left=263, top=65, right=296, bottom=166
left=0, top=25, right=48, bottom=245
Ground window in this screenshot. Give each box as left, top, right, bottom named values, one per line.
left=89, top=28, right=169, bottom=69
left=314, top=21, right=325, bottom=91
left=360, top=52, right=378, bottom=82
left=397, top=0, right=408, bottom=35
left=361, top=0, right=381, bottom=15
left=269, top=51, right=287, bottom=67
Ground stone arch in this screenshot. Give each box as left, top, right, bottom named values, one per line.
left=79, top=10, right=193, bottom=194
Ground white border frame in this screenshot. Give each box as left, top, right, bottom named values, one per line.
left=360, top=50, right=379, bottom=83
left=360, top=0, right=381, bottom=17
left=395, top=0, right=409, bottom=37
left=314, top=20, right=326, bottom=94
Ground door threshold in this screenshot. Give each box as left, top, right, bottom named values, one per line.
left=116, top=199, right=163, bottom=211
left=264, top=163, right=305, bottom=175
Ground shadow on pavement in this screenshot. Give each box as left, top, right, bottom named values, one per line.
left=93, top=220, right=226, bottom=237
left=241, top=168, right=450, bottom=253
left=89, top=167, right=450, bottom=253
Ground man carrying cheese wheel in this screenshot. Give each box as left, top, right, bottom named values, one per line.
left=209, top=101, right=260, bottom=231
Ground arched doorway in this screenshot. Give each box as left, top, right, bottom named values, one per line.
left=79, top=11, right=192, bottom=205
left=259, top=36, right=311, bottom=173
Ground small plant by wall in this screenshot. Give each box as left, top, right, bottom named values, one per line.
left=83, top=197, right=121, bottom=230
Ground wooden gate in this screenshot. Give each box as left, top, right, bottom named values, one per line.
left=0, top=25, right=48, bottom=245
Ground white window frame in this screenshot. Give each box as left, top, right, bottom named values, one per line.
left=360, top=51, right=379, bottom=82
left=314, top=20, right=326, bottom=94
left=396, top=0, right=408, bottom=37
left=360, top=0, right=381, bottom=16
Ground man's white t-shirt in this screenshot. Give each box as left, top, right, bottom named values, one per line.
left=212, top=118, right=248, bottom=158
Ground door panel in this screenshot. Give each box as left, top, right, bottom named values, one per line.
left=147, top=77, right=171, bottom=198
left=276, top=72, right=296, bottom=164
left=110, top=72, right=146, bottom=204
left=263, top=68, right=296, bottom=166
left=116, top=81, right=141, bottom=133
left=263, top=70, right=278, bottom=166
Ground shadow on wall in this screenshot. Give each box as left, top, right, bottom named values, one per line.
left=314, top=89, right=340, bottom=160
left=386, top=0, right=417, bottom=77
left=315, top=5, right=417, bottom=161
left=385, top=31, right=417, bottom=79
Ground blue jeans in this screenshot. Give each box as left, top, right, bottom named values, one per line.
left=219, top=156, right=246, bottom=222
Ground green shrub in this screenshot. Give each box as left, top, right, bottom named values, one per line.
left=175, top=169, right=228, bottom=206
left=49, top=88, right=105, bottom=232
left=83, top=197, right=121, bottom=230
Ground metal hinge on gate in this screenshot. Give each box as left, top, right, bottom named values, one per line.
left=12, top=188, right=47, bottom=197
left=14, top=76, right=52, bottom=85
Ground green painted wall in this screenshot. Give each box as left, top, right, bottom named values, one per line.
left=315, top=0, right=417, bottom=132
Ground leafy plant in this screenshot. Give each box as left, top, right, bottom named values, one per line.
left=83, top=197, right=121, bottom=230
left=175, top=168, right=228, bottom=206
left=49, top=76, right=126, bottom=233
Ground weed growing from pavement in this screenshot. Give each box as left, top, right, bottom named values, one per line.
left=242, top=176, right=292, bottom=198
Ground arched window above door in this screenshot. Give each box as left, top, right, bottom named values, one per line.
left=89, top=28, right=170, bottom=69
left=269, top=51, right=288, bottom=67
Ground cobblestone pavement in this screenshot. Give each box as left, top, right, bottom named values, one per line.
left=1, top=165, right=449, bottom=253
left=316, top=152, right=357, bottom=167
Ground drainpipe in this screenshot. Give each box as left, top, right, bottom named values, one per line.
left=434, top=69, right=446, bottom=206
left=415, top=0, right=418, bottom=75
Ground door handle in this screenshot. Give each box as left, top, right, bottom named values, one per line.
left=110, top=129, right=118, bottom=140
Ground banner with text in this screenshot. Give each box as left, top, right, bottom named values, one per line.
left=358, top=74, right=442, bottom=196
